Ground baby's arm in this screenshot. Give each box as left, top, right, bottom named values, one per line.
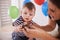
left=13, top=25, right=22, bottom=32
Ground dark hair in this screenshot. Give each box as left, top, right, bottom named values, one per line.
left=50, top=0, right=60, bottom=9
left=23, top=2, right=36, bottom=10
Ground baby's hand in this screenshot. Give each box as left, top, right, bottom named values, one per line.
left=14, top=25, right=24, bottom=32
left=24, top=22, right=28, bottom=25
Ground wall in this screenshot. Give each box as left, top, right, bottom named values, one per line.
left=0, top=0, right=12, bottom=27
left=0, top=15, right=1, bottom=27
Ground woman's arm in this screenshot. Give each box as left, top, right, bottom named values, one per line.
left=33, top=19, right=56, bottom=32
left=23, top=27, right=59, bottom=40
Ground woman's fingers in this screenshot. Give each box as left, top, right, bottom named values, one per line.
left=23, top=27, right=40, bottom=38
left=24, top=27, right=48, bottom=38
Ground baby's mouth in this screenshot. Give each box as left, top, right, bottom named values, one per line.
left=25, top=18, right=29, bottom=20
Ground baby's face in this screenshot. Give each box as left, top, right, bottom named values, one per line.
left=21, top=7, right=35, bottom=22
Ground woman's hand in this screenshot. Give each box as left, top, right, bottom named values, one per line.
left=22, top=26, right=58, bottom=40
left=22, top=26, right=44, bottom=38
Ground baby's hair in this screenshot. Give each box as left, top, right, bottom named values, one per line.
left=23, top=2, right=36, bottom=11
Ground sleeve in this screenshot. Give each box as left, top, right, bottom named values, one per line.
left=12, top=16, right=24, bottom=27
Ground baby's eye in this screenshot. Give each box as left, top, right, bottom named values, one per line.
left=24, top=13, right=27, bottom=14
left=30, top=14, right=33, bottom=16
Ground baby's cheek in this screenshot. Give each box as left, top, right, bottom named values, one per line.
left=29, top=18, right=32, bottom=20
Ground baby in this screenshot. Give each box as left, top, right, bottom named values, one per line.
left=12, top=2, right=36, bottom=40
